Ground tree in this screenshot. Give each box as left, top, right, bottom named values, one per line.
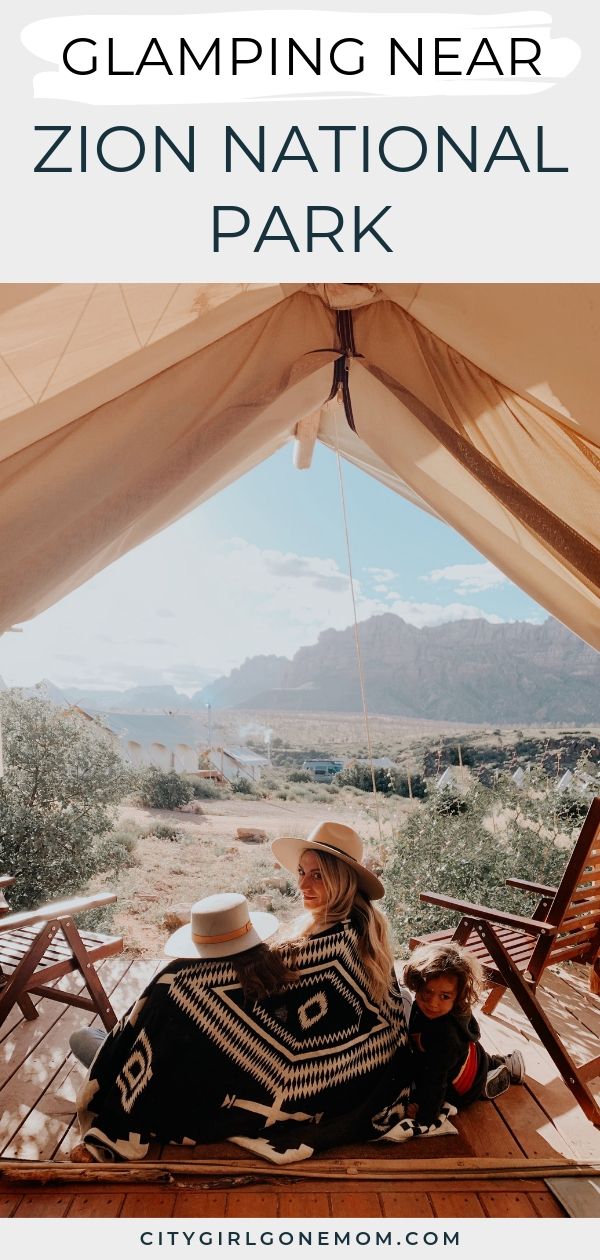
left=139, top=768, right=194, bottom=809
left=383, top=773, right=579, bottom=952
left=0, top=693, right=134, bottom=910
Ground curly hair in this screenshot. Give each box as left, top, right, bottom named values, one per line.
left=404, top=942, right=484, bottom=1016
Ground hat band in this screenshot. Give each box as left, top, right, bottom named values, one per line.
left=192, top=920, right=252, bottom=946
left=312, top=840, right=362, bottom=864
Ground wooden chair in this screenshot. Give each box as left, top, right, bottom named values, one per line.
left=0, top=878, right=124, bottom=1031
left=409, top=797, right=600, bottom=1126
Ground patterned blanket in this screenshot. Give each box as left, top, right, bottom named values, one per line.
left=77, top=920, right=412, bottom=1162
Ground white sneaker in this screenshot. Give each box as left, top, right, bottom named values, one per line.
left=484, top=1064, right=511, bottom=1099
left=504, top=1050, right=525, bottom=1084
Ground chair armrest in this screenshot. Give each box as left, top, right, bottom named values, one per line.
left=0, top=891, right=117, bottom=933
left=506, top=878, right=557, bottom=897
left=419, top=891, right=557, bottom=935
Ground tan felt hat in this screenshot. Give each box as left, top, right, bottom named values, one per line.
left=271, top=820, right=384, bottom=900
left=164, top=891, right=278, bottom=959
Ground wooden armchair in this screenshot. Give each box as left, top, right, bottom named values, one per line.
left=0, top=878, right=124, bottom=1031
left=409, top=798, right=600, bottom=1126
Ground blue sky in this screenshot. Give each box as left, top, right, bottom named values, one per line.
left=0, top=442, right=545, bottom=694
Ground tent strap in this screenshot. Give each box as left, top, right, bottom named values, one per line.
left=327, top=310, right=361, bottom=433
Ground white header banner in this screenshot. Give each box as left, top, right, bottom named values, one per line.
left=1, top=1, right=598, bottom=280
left=22, top=11, right=581, bottom=103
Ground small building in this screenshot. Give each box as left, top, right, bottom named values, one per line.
left=98, top=713, right=207, bottom=773
left=205, top=745, right=269, bottom=784
left=302, top=758, right=344, bottom=783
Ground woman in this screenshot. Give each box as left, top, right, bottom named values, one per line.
left=272, top=819, right=395, bottom=1007
left=72, top=824, right=412, bottom=1163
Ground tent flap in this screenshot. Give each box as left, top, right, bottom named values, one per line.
left=0, top=283, right=598, bottom=648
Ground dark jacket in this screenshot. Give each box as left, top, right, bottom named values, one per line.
left=409, top=1003, right=487, bottom=1126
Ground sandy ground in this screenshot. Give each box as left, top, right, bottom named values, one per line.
left=110, top=794, right=413, bottom=958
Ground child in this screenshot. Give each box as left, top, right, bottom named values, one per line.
left=404, top=942, right=525, bottom=1128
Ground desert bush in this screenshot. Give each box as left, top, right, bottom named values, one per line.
left=0, top=692, right=133, bottom=910
left=383, top=772, right=579, bottom=952
left=288, top=770, right=313, bottom=783
left=139, top=768, right=194, bottom=810
left=231, top=776, right=254, bottom=794
left=152, top=823, right=184, bottom=842
left=335, top=762, right=426, bottom=797
left=185, top=776, right=221, bottom=800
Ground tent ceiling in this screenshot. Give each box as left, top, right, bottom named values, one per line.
left=0, top=283, right=598, bottom=649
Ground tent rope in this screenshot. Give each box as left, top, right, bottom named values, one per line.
left=332, top=394, right=384, bottom=847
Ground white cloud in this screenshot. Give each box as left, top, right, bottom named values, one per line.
left=366, top=567, right=396, bottom=583
left=385, top=599, right=504, bottom=627
left=0, top=537, right=507, bottom=692
left=421, top=562, right=507, bottom=594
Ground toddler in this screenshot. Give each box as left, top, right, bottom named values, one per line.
left=404, top=941, right=525, bottom=1128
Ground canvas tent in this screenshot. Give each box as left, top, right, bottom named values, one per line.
left=0, top=282, right=598, bottom=648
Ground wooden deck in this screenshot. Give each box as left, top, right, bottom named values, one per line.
left=1, top=957, right=599, bottom=1218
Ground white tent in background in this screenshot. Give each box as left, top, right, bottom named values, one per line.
left=556, top=770, right=574, bottom=793
left=0, top=283, right=598, bottom=644
left=435, top=766, right=463, bottom=791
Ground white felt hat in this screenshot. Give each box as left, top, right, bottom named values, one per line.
left=164, top=891, right=278, bottom=959
left=271, top=820, right=384, bottom=900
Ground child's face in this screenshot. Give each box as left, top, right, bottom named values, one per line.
left=414, top=973, right=459, bottom=1019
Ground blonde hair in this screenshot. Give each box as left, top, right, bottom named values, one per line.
left=301, top=849, right=395, bottom=1006
left=404, top=942, right=484, bottom=1016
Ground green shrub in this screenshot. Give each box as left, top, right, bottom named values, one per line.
left=152, top=823, right=184, bottom=841
left=288, top=770, right=313, bottom=783
left=383, top=773, right=577, bottom=952
left=0, top=693, right=133, bottom=910
left=335, top=762, right=426, bottom=797
left=231, top=776, right=254, bottom=794
left=185, top=777, right=221, bottom=800
left=139, top=768, right=194, bottom=810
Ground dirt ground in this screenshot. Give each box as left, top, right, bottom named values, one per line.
left=110, top=794, right=414, bottom=958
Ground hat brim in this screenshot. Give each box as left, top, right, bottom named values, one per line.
left=164, top=909, right=279, bottom=959
left=271, top=835, right=385, bottom=900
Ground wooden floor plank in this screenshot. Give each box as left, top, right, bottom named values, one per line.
left=480, top=987, right=600, bottom=1161
left=119, top=1191, right=177, bottom=1217
left=66, top=1193, right=126, bottom=1217
left=380, top=1192, right=434, bottom=1217
left=13, top=1192, right=72, bottom=1217
left=478, top=1191, right=538, bottom=1217
left=7, top=959, right=161, bottom=1163
left=494, top=1083, right=573, bottom=1159
left=322, top=1191, right=382, bottom=1218
left=541, top=970, right=600, bottom=1041
left=527, top=1189, right=566, bottom=1218
left=0, top=1193, right=20, bottom=1216
left=226, top=1190, right=280, bottom=1217
left=453, top=1100, right=522, bottom=1158
left=429, top=1191, right=485, bottom=1217
left=276, top=1191, right=331, bottom=1217
left=0, top=958, right=135, bottom=1160
left=173, top=1192, right=229, bottom=1217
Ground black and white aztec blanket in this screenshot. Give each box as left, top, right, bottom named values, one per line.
left=77, top=920, right=413, bottom=1162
